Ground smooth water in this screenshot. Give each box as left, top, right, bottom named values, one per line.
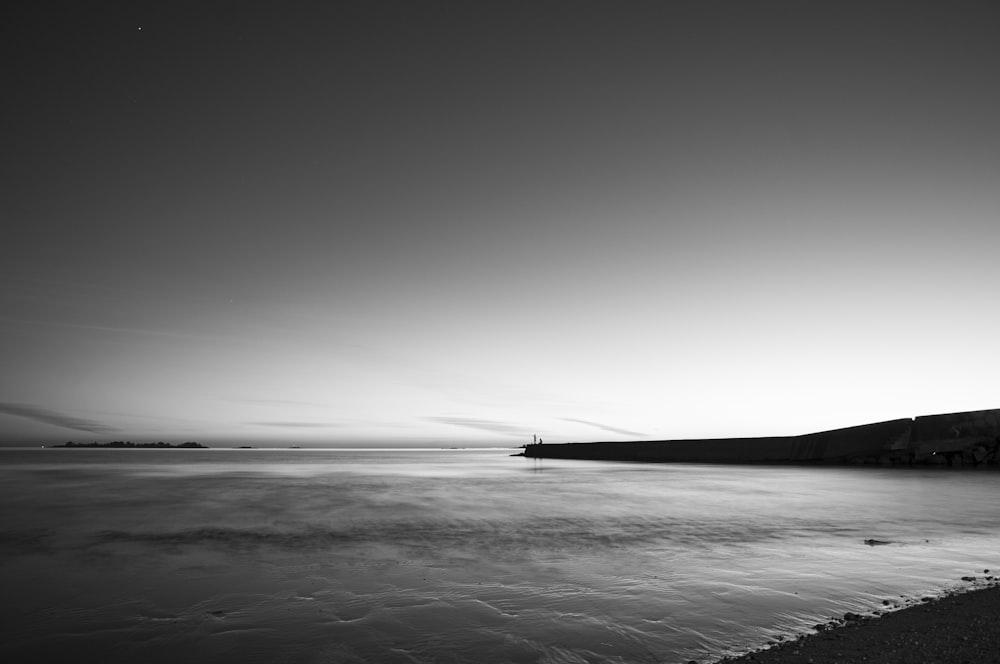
left=2, top=448, right=999, bottom=663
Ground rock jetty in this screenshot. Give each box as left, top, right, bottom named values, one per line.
left=522, top=408, right=1000, bottom=466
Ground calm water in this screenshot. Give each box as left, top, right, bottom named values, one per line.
left=2, top=448, right=999, bottom=663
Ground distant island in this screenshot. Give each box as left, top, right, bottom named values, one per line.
left=50, top=441, right=208, bottom=449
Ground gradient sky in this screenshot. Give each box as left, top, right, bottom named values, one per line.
left=3, top=1, right=999, bottom=446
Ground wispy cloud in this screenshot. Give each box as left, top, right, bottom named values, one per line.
left=426, top=416, right=528, bottom=436
left=236, top=398, right=328, bottom=408
left=562, top=418, right=646, bottom=438
left=249, top=421, right=344, bottom=428
left=0, top=403, right=120, bottom=434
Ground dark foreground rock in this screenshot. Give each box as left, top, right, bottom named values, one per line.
left=715, top=581, right=1000, bottom=664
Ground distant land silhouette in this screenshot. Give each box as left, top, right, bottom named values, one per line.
left=51, top=441, right=207, bottom=449
left=521, top=408, right=1000, bottom=467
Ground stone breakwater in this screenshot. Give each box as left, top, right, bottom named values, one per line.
left=522, top=408, right=1000, bottom=466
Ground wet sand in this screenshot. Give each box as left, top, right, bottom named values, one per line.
left=716, top=579, right=1000, bottom=663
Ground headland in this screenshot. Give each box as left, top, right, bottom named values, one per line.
left=523, top=408, right=1000, bottom=466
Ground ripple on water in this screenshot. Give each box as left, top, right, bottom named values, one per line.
left=5, top=450, right=1000, bottom=664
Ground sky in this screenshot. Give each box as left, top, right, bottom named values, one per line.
left=2, top=0, right=999, bottom=447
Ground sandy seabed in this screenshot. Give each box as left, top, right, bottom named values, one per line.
left=715, top=578, right=1000, bottom=664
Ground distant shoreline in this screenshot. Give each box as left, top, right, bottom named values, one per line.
left=49, top=441, right=208, bottom=449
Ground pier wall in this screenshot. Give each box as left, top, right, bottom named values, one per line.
left=910, top=408, right=1000, bottom=455
left=524, top=408, right=1000, bottom=465
left=532, top=436, right=795, bottom=463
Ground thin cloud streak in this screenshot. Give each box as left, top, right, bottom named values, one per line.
left=236, top=398, right=331, bottom=407
left=426, top=416, right=528, bottom=437
left=0, top=402, right=119, bottom=434
left=249, top=421, right=345, bottom=428
left=562, top=418, right=647, bottom=438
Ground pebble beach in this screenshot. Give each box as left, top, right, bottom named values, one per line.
left=717, top=578, right=1000, bottom=664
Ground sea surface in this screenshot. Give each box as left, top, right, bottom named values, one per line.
left=2, top=447, right=999, bottom=663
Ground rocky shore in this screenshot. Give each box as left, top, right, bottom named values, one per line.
left=714, top=576, right=1000, bottom=664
